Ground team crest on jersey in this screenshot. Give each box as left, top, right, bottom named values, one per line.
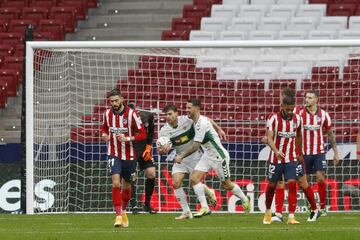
left=293, top=122, right=297, bottom=128
left=123, top=119, right=128, bottom=125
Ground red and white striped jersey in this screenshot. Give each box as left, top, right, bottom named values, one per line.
left=294, top=106, right=332, bottom=155
left=101, top=106, right=147, bottom=160
left=267, top=112, right=302, bottom=164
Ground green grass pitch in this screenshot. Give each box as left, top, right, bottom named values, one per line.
left=0, top=213, right=359, bottom=240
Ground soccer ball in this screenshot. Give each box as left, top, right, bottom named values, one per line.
left=156, top=136, right=172, bottom=148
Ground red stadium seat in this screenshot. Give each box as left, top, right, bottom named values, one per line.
left=3, top=57, right=24, bottom=83
left=269, top=79, right=297, bottom=90
left=0, top=82, right=7, bottom=108
left=33, top=30, right=56, bottom=40
left=183, top=4, right=211, bottom=19
left=30, top=0, right=57, bottom=10
left=311, top=66, right=340, bottom=81
left=0, top=69, right=19, bottom=97
left=8, top=19, right=38, bottom=33
left=0, top=32, right=24, bottom=44
left=193, top=0, right=222, bottom=6
left=85, top=0, right=98, bottom=8
left=50, top=7, right=77, bottom=33
left=162, top=29, right=191, bottom=40
left=172, top=18, right=200, bottom=31
left=38, top=19, right=65, bottom=40
left=328, top=3, right=356, bottom=16
left=0, top=19, right=8, bottom=32
left=70, top=126, right=101, bottom=142
left=1, top=0, right=29, bottom=8
left=0, top=8, right=21, bottom=21
left=333, top=0, right=358, bottom=4
left=14, top=44, right=24, bottom=57
left=237, top=80, right=265, bottom=90
left=81, top=114, right=102, bottom=123
left=0, top=44, right=14, bottom=58
left=60, top=0, right=87, bottom=20
left=22, top=7, right=49, bottom=23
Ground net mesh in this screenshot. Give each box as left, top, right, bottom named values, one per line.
left=31, top=45, right=359, bottom=213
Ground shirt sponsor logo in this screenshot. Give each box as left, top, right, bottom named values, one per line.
left=277, top=132, right=296, bottom=138
left=110, top=127, right=128, bottom=134
left=303, top=125, right=321, bottom=131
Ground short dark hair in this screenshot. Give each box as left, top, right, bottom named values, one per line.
left=108, top=89, right=122, bottom=98
left=281, top=87, right=295, bottom=98
left=282, top=95, right=295, bottom=106
left=188, top=99, right=201, bottom=108
left=306, top=90, right=319, bottom=98
left=163, top=104, right=177, bottom=113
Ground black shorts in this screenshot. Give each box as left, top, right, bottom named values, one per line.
left=137, top=156, right=156, bottom=171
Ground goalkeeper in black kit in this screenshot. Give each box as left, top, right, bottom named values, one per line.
left=128, top=103, right=157, bottom=214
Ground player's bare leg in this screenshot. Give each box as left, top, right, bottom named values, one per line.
left=143, top=166, right=157, bottom=214
left=121, top=179, right=132, bottom=228
left=173, top=172, right=193, bottom=220
left=112, top=174, right=122, bottom=227
left=221, top=179, right=250, bottom=212
left=316, top=170, right=327, bottom=216
left=191, top=170, right=211, bottom=218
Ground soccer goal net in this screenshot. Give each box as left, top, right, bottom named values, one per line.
left=26, top=41, right=359, bottom=214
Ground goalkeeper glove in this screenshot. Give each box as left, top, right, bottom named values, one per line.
left=142, top=144, right=152, bottom=161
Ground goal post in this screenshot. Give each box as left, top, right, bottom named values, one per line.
left=26, top=40, right=360, bottom=214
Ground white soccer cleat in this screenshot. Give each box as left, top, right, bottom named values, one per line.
left=114, top=215, right=122, bottom=227
left=307, top=209, right=321, bottom=222
left=271, top=213, right=284, bottom=223
left=175, top=211, right=193, bottom=220
left=193, top=208, right=211, bottom=218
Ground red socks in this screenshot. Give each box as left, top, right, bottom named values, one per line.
left=121, top=188, right=132, bottom=211
left=265, top=184, right=276, bottom=210
left=112, top=187, right=122, bottom=216
left=287, top=181, right=297, bottom=214
left=303, top=185, right=317, bottom=211
left=318, top=182, right=326, bottom=209
left=275, top=187, right=285, bottom=214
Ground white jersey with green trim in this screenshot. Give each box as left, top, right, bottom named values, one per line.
left=159, top=115, right=202, bottom=163
left=193, top=115, right=227, bottom=161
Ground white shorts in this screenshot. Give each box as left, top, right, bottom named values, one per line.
left=172, top=150, right=202, bottom=175
left=194, top=152, right=230, bottom=181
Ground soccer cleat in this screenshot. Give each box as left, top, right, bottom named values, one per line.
left=143, top=205, right=157, bottom=214
left=175, top=211, right=193, bottom=220
left=307, top=209, right=321, bottom=222
left=271, top=213, right=284, bottom=223
left=206, top=189, right=217, bottom=208
left=131, top=205, right=140, bottom=214
left=242, top=200, right=251, bottom=213
left=287, top=216, right=300, bottom=225
left=193, top=208, right=211, bottom=218
left=121, top=212, right=129, bottom=228
left=114, top=215, right=122, bottom=227
left=320, top=208, right=327, bottom=217
left=263, top=210, right=272, bottom=224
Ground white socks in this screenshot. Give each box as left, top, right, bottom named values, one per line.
left=174, top=187, right=190, bottom=213
left=193, top=182, right=209, bottom=209
left=231, top=183, right=248, bottom=202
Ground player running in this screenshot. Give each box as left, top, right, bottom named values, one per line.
left=174, top=99, right=250, bottom=218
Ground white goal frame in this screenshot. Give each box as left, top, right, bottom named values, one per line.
left=26, top=40, right=360, bottom=214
